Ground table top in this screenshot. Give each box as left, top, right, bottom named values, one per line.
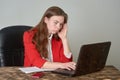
left=0, top=65, right=120, bottom=80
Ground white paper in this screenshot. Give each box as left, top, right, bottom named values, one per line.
left=19, top=66, right=55, bottom=73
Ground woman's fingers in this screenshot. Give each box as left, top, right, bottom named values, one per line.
left=62, top=62, right=76, bottom=70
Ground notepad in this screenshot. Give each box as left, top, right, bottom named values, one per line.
left=19, top=67, right=55, bottom=73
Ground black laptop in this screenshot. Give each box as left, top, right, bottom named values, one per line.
left=52, top=41, right=111, bottom=77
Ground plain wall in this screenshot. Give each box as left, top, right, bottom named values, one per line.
left=0, top=0, right=120, bottom=70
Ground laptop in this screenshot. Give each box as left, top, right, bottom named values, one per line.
left=52, top=41, right=111, bottom=77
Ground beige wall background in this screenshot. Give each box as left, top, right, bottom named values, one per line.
left=0, top=0, right=120, bottom=69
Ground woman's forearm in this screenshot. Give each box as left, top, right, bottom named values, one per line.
left=61, top=38, right=72, bottom=58
left=41, top=62, right=62, bottom=69
left=42, top=61, right=76, bottom=70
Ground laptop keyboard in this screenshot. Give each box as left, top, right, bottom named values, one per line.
left=52, top=68, right=75, bottom=76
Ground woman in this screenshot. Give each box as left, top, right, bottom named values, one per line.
left=23, top=6, right=76, bottom=70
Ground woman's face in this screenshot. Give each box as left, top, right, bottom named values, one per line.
left=44, top=16, right=64, bottom=34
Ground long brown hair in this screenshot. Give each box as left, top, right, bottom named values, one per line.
left=31, top=6, right=68, bottom=58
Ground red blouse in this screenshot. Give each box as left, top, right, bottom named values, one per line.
left=23, top=29, right=72, bottom=68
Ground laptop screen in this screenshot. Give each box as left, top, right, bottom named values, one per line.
left=75, top=41, right=111, bottom=76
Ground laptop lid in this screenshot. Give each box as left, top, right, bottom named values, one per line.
left=74, top=41, right=111, bottom=76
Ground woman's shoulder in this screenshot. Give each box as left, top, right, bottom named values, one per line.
left=24, top=28, right=37, bottom=38
left=24, top=28, right=37, bottom=35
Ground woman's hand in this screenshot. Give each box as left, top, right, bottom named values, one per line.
left=42, top=61, right=76, bottom=70
left=58, top=23, right=71, bottom=58
left=60, top=62, right=76, bottom=70
left=58, top=23, right=68, bottom=40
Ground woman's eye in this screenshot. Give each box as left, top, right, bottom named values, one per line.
left=60, top=24, right=63, bottom=26
left=54, top=22, right=58, bottom=24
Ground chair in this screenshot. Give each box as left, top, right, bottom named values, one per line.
left=0, top=25, right=32, bottom=67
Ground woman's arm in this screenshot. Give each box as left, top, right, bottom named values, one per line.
left=61, top=38, right=72, bottom=58
left=58, top=24, right=72, bottom=58
left=23, top=31, right=47, bottom=67
left=42, top=61, right=76, bottom=70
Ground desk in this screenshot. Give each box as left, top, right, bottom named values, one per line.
left=0, top=65, right=120, bottom=80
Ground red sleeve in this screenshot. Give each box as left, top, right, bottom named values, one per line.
left=23, top=31, right=47, bottom=68
left=52, top=38, right=72, bottom=62
left=59, top=41, right=73, bottom=62
left=59, top=46, right=73, bottom=62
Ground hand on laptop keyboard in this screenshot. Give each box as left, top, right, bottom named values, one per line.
left=60, top=62, right=76, bottom=70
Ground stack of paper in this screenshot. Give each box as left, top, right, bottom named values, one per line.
left=19, top=66, right=55, bottom=73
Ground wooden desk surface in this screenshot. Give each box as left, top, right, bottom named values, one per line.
left=0, top=65, right=120, bottom=80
